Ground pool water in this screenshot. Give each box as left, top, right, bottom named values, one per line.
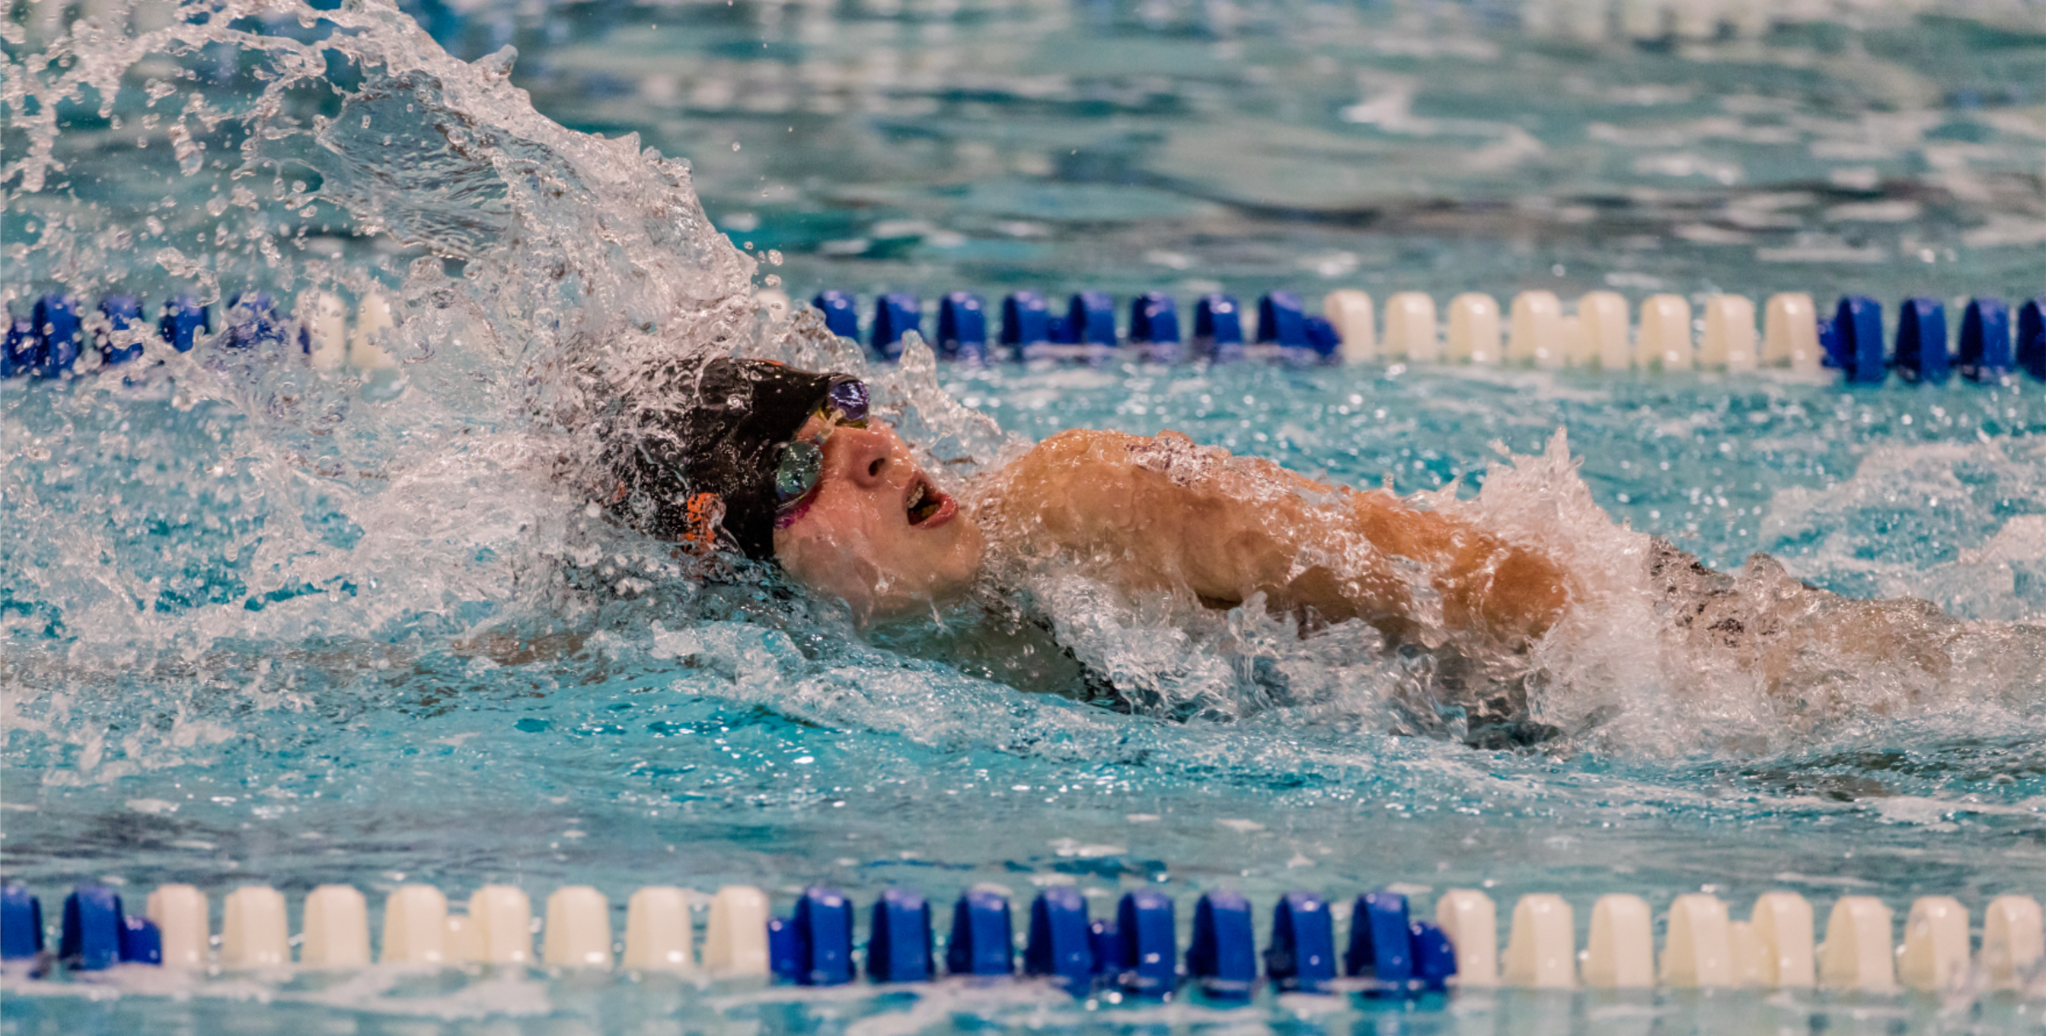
left=3, top=0, right=2045, bottom=1031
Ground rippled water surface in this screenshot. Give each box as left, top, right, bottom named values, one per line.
left=3, top=0, right=2044, bottom=1030
left=503, top=0, right=2046, bottom=302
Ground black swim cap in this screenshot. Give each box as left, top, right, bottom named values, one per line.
left=603, top=356, right=848, bottom=561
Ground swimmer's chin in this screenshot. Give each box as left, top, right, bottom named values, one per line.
left=775, top=512, right=987, bottom=627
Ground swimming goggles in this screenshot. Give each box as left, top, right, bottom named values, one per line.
left=771, top=376, right=869, bottom=514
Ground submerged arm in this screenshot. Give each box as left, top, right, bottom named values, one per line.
left=986, top=429, right=1567, bottom=646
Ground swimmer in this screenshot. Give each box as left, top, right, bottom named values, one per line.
left=600, top=356, right=1565, bottom=653
left=595, top=355, right=2045, bottom=739
left=561, top=354, right=2046, bottom=758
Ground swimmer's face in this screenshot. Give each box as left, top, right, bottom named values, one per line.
left=772, top=417, right=983, bottom=622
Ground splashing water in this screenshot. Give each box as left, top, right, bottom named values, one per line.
left=2, top=0, right=876, bottom=655
left=4, top=0, right=750, bottom=779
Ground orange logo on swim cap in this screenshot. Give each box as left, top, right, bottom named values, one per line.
left=679, top=491, right=725, bottom=555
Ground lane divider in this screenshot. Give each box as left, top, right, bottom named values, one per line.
left=6, top=288, right=2045, bottom=385
left=1, top=290, right=393, bottom=379
left=774, top=288, right=2046, bottom=384
left=3, top=881, right=2038, bottom=1000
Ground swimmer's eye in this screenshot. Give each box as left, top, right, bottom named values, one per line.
left=774, top=438, right=825, bottom=507
left=773, top=378, right=867, bottom=515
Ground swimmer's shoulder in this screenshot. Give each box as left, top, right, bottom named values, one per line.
left=1014, top=428, right=1217, bottom=473
left=1022, top=427, right=1146, bottom=463
left=992, top=430, right=1211, bottom=545
left=1002, top=428, right=1148, bottom=493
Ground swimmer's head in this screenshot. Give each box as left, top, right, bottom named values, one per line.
left=603, top=356, right=982, bottom=620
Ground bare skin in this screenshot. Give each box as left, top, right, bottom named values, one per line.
left=979, top=428, right=1568, bottom=648
left=774, top=419, right=1567, bottom=649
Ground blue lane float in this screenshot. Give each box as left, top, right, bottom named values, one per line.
left=1129, top=291, right=1180, bottom=362
left=1265, top=891, right=1336, bottom=994
left=33, top=295, right=83, bottom=377
left=1257, top=292, right=1306, bottom=349
left=1001, top=291, right=1052, bottom=360
left=1830, top=295, right=1885, bottom=384
left=936, top=292, right=986, bottom=363
left=160, top=295, right=210, bottom=353
left=98, top=296, right=147, bottom=366
left=1959, top=298, right=2012, bottom=383
left=3, top=315, right=37, bottom=379
left=946, top=889, right=1015, bottom=978
left=1194, top=293, right=1245, bottom=363
left=1340, top=890, right=1459, bottom=996
left=812, top=290, right=860, bottom=342
left=798, top=887, right=857, bottom=986
left=1114, top=890, right=1178, bottom=999
left=1, top=886, right=43, bottom=963
left=1894, top=297, right=1948, bottom=384
left=866, top=887, right=933, bottom=983
left=1024, top=887, right=1094, bottom=993
left=60, top=885, right=124, bottom=971
left=223, top=292, right=287, bottom=350
left=773, top=887, right=856, bottom=986
left=871, top=293, right=921, bottom=361
left=4, top=292, right=208, bottom=377
left=1303, top=316, right=1340, bottom=363
left=1187, top=891, right=1258, bottom=1000
left=2021, top=298, right=2046, bottom=382
left=767, top=915, right=796, bottom=978
left=1066, top=291, right=1116, bottom=352
left=1409, top=921, right=1456, bottom=993
left=1346, top=890, right=1415, bottom=992
left=118, top=915, right=162, bottom=966
left=1087, top=916, right=1123, bottom=984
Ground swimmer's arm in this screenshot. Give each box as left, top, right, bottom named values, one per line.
left=993, top=429, right=1566, bottom=644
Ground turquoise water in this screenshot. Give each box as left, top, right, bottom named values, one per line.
left=4, top=0, right=2046, bottom=1031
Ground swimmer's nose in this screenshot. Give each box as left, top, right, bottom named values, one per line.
left=841, top=429, right=893, bottom=488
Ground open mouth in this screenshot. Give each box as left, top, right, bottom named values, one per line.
left=904, top=473, right=956, bottom=528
